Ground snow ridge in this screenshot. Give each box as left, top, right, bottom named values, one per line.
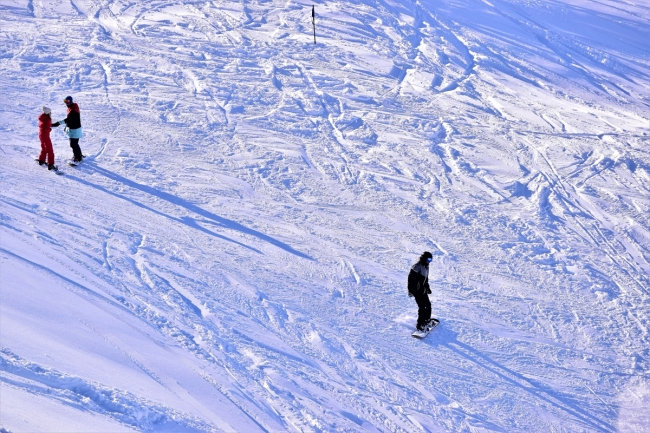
left=0, top=348, right=218, bottom=433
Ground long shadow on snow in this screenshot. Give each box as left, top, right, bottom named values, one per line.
left=67, top=164, right=312, bottom=260
left=65, top=173, right=259, bottom=254
left=427, top=325, right=615, bottom=432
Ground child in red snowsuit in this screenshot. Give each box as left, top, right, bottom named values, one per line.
left=37, top=106, right=57, bottom=171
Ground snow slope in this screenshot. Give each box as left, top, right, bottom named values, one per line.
left=1, top=0, right=649, bottom=431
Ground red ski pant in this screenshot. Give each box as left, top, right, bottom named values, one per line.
left=39, top=134, right=55, bottom=165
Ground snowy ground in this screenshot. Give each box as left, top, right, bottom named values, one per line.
left=1, top=0, right=649, bottom=431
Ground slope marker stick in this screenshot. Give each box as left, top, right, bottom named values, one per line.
left=312, top=5, right=316, bottom=44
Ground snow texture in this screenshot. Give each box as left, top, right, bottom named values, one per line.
left=1, top=0, right=649, bottom=431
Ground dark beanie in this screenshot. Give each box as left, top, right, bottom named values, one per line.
left=419, top=251, right=433, bottom=263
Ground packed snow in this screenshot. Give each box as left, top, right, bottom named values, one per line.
left=1, top=0, right=649, bottom=431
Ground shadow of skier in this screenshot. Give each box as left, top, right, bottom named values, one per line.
left=428, top=325, right=615, bottom=432
left=66, top=163, right=313, bottom=260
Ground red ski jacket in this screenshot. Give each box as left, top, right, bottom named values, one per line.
left=38, top=113, right=52, bottom=137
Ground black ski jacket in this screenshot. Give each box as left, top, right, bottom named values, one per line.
left=407, top=261, right=430, bottom=297
left=62, top=103, right=82, bottom=129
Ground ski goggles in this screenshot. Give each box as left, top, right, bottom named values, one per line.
left=427, top=257, right=432, bottom=263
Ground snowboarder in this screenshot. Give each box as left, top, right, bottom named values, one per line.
left=37, top=106, right=58, bottom=171
left=408, top=251, right=434, bottom=331
left=52, top=95, right=84, bottom=163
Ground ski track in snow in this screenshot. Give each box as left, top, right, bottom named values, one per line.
left=1, top=0, right=650, bottom=431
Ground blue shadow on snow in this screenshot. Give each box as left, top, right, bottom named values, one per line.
left=425, top=324, right=615, bottom=432
left=67, top=163, right=313, bottom=260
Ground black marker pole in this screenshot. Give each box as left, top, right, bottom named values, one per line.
left=312, top=5, right=316, bottom=44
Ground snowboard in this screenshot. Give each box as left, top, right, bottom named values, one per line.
left=68, top=155, right=86, bottom=166
left=35, top=159, right=64, bottom=175
left=412, top=318, right=440, bottom=339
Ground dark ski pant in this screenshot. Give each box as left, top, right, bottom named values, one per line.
left=69, top=138, right=83, bottom=161
left=39, top=134, right=55, bottom=165
left=413, top=292, right=431, bottom=328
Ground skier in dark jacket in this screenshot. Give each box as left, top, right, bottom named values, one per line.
left=52, top=95, right=84, bottom=163
left=408, top=251, right=435, bottom=331
left=37, top=106, right=57, bottom=171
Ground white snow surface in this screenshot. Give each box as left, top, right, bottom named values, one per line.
left=1, top=0, right=649, bottom=431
